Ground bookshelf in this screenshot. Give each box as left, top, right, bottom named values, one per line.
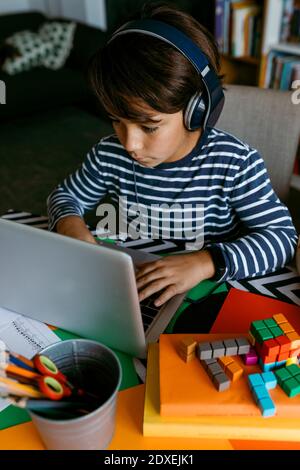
left=215, top=0, right=300, bottom=188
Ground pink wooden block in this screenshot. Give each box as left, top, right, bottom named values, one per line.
left=243, top=347, right=258, bottom=365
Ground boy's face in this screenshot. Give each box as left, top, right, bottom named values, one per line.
left=108, top=103, right=201, bottom=168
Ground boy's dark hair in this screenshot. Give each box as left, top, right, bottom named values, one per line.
left=88, top=1, right=222, bottom=123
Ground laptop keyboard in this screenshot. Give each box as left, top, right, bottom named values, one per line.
left=140, top=294, right=161, bottom=332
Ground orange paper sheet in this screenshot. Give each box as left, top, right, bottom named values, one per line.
left=159, top=333, right=300, bottom=417
left=211, top=288, right=300, bottom=334
left=0, top=386, right=232, bottom=450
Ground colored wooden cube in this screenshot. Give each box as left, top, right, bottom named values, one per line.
left=218, top=356, right=233, bottom=368
left=223, top=338, right=238, bottom=356
left=226, top=361, right=243, bottom=381
left=180, top=337, right=197, bottom=355
left=261, top=371, right=277, bottom=390
left=279, top=322, right=295, bottom=334
left=286, top=332, right=300, bottom=350
left=259, top=397, right=276, bottom=417
left=207, top=362, right=224, bottom=378
left=289, top=347, right=300, bottom=358
left=248, top=373, right=264, bottom=389
left=248, top=331, right=256, bottom=346
left=261, top=338, right=280, bottom=357
left=282, top=377, right=300, bottom=397
left=198, top=342, right=212, bottom=360
left=235, top=337, right=250, bottom=354
left=263, top=318, right=277, bottom=329
left=273, top=313, right=288, bottom=325
left=256, top=328, right=273, bottom=343
left=286, top=357, right=298, bottom=366
left=178, top=349, right=195, bottom=363
left=286, top=364, right=300, bottom=377
left=277, top=351, right=289, bottom=362
left=211, top=341, right=225, bottom=358
left=213, top=372, right=231, bottom=392
left=269, top=326, right=284, bottom=338
left=274, top=367, right=292, bottom=385
left=275, top=335, right=291, bottom=353
left=243, top=347, right=258, bottom=365
left=254, top=385, right=269, bottom=401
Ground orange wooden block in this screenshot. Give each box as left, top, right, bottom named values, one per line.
left=276, top=335, right=291, bottom=353
left=286, top=332, right=300, bottom=350
left=261, top=354, right=277, bottom=364
left=290, top=347, right=300, bottom=358
left=280, top=322, right=295, bottom=334
left=178, top=349, right=195, bottom=363
left=226, top=361, right=243, bottom=382
left=278, top=351, right=290, bottom=362
left=179, top=338, right=197, bottom=355
left=248, top=331, right=255, bottom=346
left=273, top=313, right=288, bottom=325
left=218, top=356, right=234, bottom=368
left=261, top=338, right=280, bottom=357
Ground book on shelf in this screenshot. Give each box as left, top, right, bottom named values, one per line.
left=214, top=0, right=262, bottom=58
left=263, top=48, right=300, bottom=88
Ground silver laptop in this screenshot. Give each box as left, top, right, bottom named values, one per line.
left=0, top=218, right=185, bottom=358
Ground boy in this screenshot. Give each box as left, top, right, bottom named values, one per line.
left=47, top=2, right=297, bottom=308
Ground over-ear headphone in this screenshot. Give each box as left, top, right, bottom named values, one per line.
left=108, top=19, right=225, bottom=131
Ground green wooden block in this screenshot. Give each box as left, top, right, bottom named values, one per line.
left=251, top=320, right=266, bottom=333
left=270, top=326, right=284, bottom=338
left=263, top=318, right=277, bottom=329
left=274, top=367, right=292, bottom=385
left=282, top=377, right=300, bottom=397
left=286, top=364, right=300, bottom=377
left=256, top=328, right=273, bottom=343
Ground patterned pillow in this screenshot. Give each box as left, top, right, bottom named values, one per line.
left=38, top=22, right=76, bottom=70
left=2, top=22, right=76, bottom=75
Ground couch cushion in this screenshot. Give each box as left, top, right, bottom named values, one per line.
left=0, top=67, right=93, bottom=121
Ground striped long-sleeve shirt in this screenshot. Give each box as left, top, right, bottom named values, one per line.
left=47, top=127, right=298, bottom=282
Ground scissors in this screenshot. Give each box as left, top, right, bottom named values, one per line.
left=1, top=354, right=72, bottom=401
left=32, top=354, right=73, bottom=401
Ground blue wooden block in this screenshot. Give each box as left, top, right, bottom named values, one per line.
left=261, top=371, right=277, bottom=390
left=254, top=384, right=269, bottom=401
left=258, top=397, right=276, bottom=417
left=259, top=359, right=276, bottom=372
left=248, top=373, right=264, bottom=390
left=276, top=360, right=287, bottom=368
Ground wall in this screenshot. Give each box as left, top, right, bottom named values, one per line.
left=0, top=0, right=107, bottom=29
left=0, top=0, right=30, bottom=13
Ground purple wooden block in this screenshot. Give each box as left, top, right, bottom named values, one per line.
left=243, top=347, right=258, bottom=365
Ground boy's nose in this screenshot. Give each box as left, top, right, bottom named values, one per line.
left=123, top=129, right=144, bottom=153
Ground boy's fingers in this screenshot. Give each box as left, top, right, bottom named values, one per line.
left=136, top=260, right=165, bottom=279
left=155, top=285, right=178, bottom=306
left=136, top=268, right=166, bottom=289
left=138, top=278, right=170, bottom=303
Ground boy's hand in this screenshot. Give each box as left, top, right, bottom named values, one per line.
left=136, top=250, right=216, bottom=306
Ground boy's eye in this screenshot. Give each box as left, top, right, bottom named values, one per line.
left=142, top=126, right=159, bottom=134
left=109, top=117, right=159, bottom=134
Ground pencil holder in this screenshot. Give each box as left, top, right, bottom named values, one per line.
left=29, top=339, right=122, bottom=450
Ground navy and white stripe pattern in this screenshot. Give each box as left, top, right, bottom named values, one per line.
left=47, top=127, right=298, bottom=282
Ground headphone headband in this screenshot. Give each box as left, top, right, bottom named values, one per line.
left=108, top=19, right=224, bottom=129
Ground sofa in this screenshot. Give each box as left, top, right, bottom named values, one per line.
left=0, top=0, right=213, bottom=217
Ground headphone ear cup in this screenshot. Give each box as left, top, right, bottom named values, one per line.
left=184, top=91, right=206, bottom=131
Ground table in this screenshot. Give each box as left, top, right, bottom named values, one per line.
left=1, top=210, right=300, bottom=451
